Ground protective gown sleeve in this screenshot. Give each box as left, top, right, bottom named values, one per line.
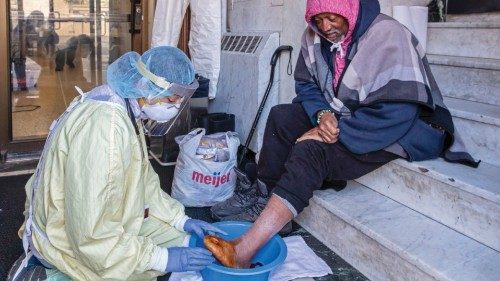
left=63, top=105, right=163, bottom=279
left=143, top=162, right=189, bottom=231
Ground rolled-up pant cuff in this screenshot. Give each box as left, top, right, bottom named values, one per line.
left=273, top=193, right=298, bottom=217
left=272, top=186, right=307, bottom=215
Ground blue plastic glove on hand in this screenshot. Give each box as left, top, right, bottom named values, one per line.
left=183, top=219, right=228, bottom=239
left=165, top=247, right=215, bottom=272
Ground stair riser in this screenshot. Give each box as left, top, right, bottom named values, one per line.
left=452, top=116, right=500, bottom=165
left=295, top=202, right=438, bottom=281
left=432, top=64, right=500, bottom=106
left=357, top=162, right=500, bottom=252
left=427, top=27, right=500, bottom=59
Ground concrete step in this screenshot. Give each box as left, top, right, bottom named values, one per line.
left=428, top=54, right=500, bottom=106
left=427, top=22, right=500, bottom=59
left=446, top=13, right=500, bottom=23
left=445, top=97, right=500, bottom=165
left=357, top=158, right=500, bottom=252
left=295, top=182, right=500, bottom=281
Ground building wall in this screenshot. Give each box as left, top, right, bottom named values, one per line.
left=228, top=0, right=306, bottom=104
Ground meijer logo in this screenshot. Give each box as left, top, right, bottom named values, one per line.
left=192, top=170, right=231, bottom=188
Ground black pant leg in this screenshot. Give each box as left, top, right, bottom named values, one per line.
left=55, top=49, right=65, bottom=71
left=13, top=58, right=27, bottom=88
left=273, top=140, right=398, bottom=213
left=257, top=104, right=313, bottom=189
left=66, top=47, right=76, bottom=68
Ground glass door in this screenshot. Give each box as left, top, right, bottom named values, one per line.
left=1, top=0, right=140, bottom=157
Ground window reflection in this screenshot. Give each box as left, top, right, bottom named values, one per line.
left=9, top=0, right=131, bottom=140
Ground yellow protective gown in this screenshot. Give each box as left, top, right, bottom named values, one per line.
left=18, top=98, right=188, bottom=281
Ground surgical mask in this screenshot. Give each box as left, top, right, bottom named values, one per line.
left=141, top=102, right=180, bottom=123
left=140, top=96, right=186, bottom=136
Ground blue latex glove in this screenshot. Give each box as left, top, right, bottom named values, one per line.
left=165, top=247, right=215, bottom=272
left=183, top=219, right=228, bottom=239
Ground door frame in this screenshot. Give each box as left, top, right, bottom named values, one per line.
left=0, top=0, right=148, bottom=161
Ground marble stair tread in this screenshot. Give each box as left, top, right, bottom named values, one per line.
left=308, top=183, right=500, bottom=281
left=428, top=55, right=500, bottom=106
left=357, top=158, right=500, bottom=252
left=428, top=21, right=500, bottom=28
left=427, top=22, right=500, bottom=59
left=444, top=96, right=500, bottom=126
left=427, top=54, right=500, bottom=71
left=392, top=158, right=500, bottom=205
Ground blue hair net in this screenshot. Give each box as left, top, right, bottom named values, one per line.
left=106, top=46, right=196, bottom=99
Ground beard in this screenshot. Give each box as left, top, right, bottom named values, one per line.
left=323, top=28, right=345, bottom=43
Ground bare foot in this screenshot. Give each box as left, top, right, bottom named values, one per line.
left=232, top=237, right=252, bottom=268
left=203, top=235, right=254, bottom=268
left=204, top=235, right=238, bottom=268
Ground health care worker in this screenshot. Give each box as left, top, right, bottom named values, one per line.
left=9, top=46, right=225, bottom=281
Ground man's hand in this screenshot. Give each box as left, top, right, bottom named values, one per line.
left=317, top=112, right=339, bottom=144
left=296, top=127, right=325, bottom=143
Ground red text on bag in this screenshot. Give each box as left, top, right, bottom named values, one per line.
left=192, top=170, right=231, bottom=188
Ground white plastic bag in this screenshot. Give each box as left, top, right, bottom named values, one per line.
left=189, top=0, right=221, bottom=98
left=172, top=129, right=240, bottom=207
left=151, top=0, right=189, bottom=47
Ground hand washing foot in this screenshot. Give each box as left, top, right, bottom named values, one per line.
left=203, top=235, right=253, bottom=269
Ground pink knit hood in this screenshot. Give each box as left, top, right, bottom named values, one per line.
left=305, top=0, right=359, bottom=88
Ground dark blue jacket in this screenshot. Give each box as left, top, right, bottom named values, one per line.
left=293, top=0, right=445, bottom=161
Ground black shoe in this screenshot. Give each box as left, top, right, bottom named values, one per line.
left=210, top=168, right=259, bottom=221
left=219, top=190, right=269, bottom=223
left=320, top=179, right=347, bottom=191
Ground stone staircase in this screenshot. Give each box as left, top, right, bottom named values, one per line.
left=295, top=18, right=500, bottom=281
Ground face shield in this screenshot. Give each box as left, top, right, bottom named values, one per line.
left=107, top=46, right=199, bottom=136
left=134, top=58, right=198, bottom=136
left=140, top=96, right=190, bottom=137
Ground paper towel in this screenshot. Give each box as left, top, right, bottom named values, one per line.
left=393, top=6, right=429, bottom=52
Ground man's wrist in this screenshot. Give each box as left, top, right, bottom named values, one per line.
left=316, top=109, right=332, bottom=124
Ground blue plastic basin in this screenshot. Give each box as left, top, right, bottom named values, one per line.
left=189, top=221, right=287, bottom=281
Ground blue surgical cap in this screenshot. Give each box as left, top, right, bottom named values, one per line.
left=107, top=46, right=196, bottom=99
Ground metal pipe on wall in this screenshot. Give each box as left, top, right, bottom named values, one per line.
left=225, top=0, right=231, bottom=32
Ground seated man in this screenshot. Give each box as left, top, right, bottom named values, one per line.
left=55, top=34, right=93, bottom=71
left=8, top=46, right=224, bottom=281
left=212, top=0, right=478, bottom=267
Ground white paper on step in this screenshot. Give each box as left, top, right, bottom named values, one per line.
left=393, top=6, right=429, bottom=52
left=169, top=235, right=332, bottom=281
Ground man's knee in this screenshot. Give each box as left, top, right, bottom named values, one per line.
left=292, top=140, right=326, bottom=160
left=268, top=104, right=295, bottom=121
left=267, top=104, right=306, bottom=129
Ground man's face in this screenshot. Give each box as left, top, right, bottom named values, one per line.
left=314, top=13, right=349, bottom=43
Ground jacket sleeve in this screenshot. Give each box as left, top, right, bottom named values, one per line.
left=64, top=106, right=162, bottom=279
left=292, top=51, right=331, bottom=125
left=338, top=102, right=419, bottom=154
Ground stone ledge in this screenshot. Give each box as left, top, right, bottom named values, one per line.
left=297, top=183, right=500, bottom=281
left=392, top=158, right=500, bottom=205
left=428, top=21, right=500, bottom=28
left=427, top=54, right=500, bottom=71
left=445, top=97, right=500, bottom=126
left=358, top=158, right=500, bottom=251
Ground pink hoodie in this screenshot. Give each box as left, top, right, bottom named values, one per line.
left=305, top=0, right=359, bottom=88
